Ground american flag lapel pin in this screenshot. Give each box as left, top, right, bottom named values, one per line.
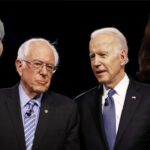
left=131, top=96, right=136, bottom=99
left=44, top=109, right=48, bottom=114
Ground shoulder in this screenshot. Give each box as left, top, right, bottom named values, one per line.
left=44, top=91, right=79, bottom=115
left=0, top=85, right=19, bottom=105
left=74, top=86, right=100, bottom=102
left=0, top=84, right=18, bottom=96
left=44, top=90, right=75, bottom=106
left=129, top=78, right=150, bottom=92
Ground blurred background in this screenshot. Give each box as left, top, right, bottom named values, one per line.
left=0, top=1, right=150, bottom=98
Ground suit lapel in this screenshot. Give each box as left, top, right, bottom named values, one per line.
left=115, top=80, right=142, bottom=146
left=32, top=92, right=55, bottom=149
left=88, top=86, right=108, bottom=149
left=89, top=87, right=102, bottom=130
left=6, top=85, right=26, bottom=150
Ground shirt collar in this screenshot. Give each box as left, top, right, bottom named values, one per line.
left=114, top=74, right=129, bottom=96
left=103, top=73, right=129, bottom=96
left=19, top=84, right=42, bottom=109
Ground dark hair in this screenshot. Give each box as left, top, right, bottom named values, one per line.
left=137, top=15, right=150, bottom=83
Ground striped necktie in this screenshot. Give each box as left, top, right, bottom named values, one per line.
left=103, top=89, right=116, bottom=150
left=24, top=101, right=37, bottom=150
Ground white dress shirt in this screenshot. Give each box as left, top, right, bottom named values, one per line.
left=102, top=74, right=129, bottom=133
left=19, top=84, right=42, bottom=126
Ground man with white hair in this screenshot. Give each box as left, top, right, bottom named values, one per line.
left=75, top=27, right=150, bottom=150
left=0, top=38, right=80, bottom=150
left=0, top=19, right=5, bottom=56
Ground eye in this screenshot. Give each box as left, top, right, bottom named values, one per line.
left=89, top=53, right=95, bottom=60
left=100, top=53, right=107, bottom=58
left=33, top=61, right=42, bottom=67
left=46, top=65, right=53, bottom=71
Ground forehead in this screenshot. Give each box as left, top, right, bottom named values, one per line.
left=89, top=33, right=117, bottom=52
left=27, top=41, right=55, bottom=62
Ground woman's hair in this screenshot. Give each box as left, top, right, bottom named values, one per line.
left=137, top=16, right=150, bottom=83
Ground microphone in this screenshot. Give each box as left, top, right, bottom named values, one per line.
left=104, top=99, right=109, bottom=106
left=25, top=109, right=33, bottom=117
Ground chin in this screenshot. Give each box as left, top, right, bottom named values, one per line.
left=97, top=78, right=108, bottom=84
left=34, top=86, right=49, bottom=93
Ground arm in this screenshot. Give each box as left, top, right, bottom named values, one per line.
left=65, top=103, right=80, bottom=150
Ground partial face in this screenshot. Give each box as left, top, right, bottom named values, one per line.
left=89, top=33, right=127, bottom=88
left=0, top=41, right=3, bottom=56
left=16, top=41, right=55, bottom=97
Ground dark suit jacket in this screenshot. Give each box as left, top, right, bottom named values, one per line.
left=0, top=84, right=80, bottom=150
left=75, top=79, right=150, bottom=150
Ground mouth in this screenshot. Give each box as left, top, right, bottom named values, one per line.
left=95, top=70, right=107, bottom=76
left=37, top=80, right=48, bottom=85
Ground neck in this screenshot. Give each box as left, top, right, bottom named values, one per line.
left=105, top=71, right=125, bottom=89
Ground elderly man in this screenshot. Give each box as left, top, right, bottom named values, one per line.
left=75, top=27, right=150, bottom=150
left=0, top=19, right=5, bottom=56
left=0, top=38, right=80, bottom=150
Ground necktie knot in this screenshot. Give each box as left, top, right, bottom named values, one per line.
left=108, top=89, right=116, bottom=97
left=25, top=101, right=37, bottom=118
left=105, top=89, right=116, bottom=106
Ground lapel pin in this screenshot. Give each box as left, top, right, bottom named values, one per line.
left=44, top=109, right=48, bottom=114
left=131, top=96, right=136, bottom=99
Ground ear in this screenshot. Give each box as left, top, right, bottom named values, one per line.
left=15, top=59, right=23, bottom=76
left=120, top=50, right=128, bottom=66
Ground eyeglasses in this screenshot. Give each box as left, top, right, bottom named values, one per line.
left=22, top=59, right=57, bottom=73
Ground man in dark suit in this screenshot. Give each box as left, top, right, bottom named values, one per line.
left=75, top=27, right=150, bottom=150
left=0, top=38, right=80, bottom=150
left=0, top=19, right=5, bottom=56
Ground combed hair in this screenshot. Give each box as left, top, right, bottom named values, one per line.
left=17, top=38, right=59, bottom=66
left=91, top=27, right=128, bottom=53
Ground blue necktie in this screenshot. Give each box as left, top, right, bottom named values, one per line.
left=103, top=89, right=116, bottom=150
left=24, top=101, right=37, bottom=150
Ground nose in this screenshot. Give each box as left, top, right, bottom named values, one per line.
left=40, top=65, right=49, bottom=75
left=93, top=55, right=101, bottom=67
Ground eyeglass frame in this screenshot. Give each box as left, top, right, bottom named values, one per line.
left=21, top=59, right=57, bottom=73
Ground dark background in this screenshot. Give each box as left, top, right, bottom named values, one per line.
left=0, top=1, right=150, bottom=98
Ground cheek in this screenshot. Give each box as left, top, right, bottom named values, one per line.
left=0, top=42, right=3, bottom=56
left=107, top=57, right=120, bottom=70
left=109, top=61, right=122, bottom=74
left=47, top=79, right=51, bottom=86
left=91, top=63, right=94, bottom=69
left=22, top=70, right=35, bottom=81
left=90, top=61, right=94, bottom=68
left=48, top=75, right=53, bottom=84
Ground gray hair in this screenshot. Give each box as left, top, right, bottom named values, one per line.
left=17, top=38, right=59, bottom=66
left=91, top=27, right=128, bottom=53
left=0, top=19, right=5, bottom=40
